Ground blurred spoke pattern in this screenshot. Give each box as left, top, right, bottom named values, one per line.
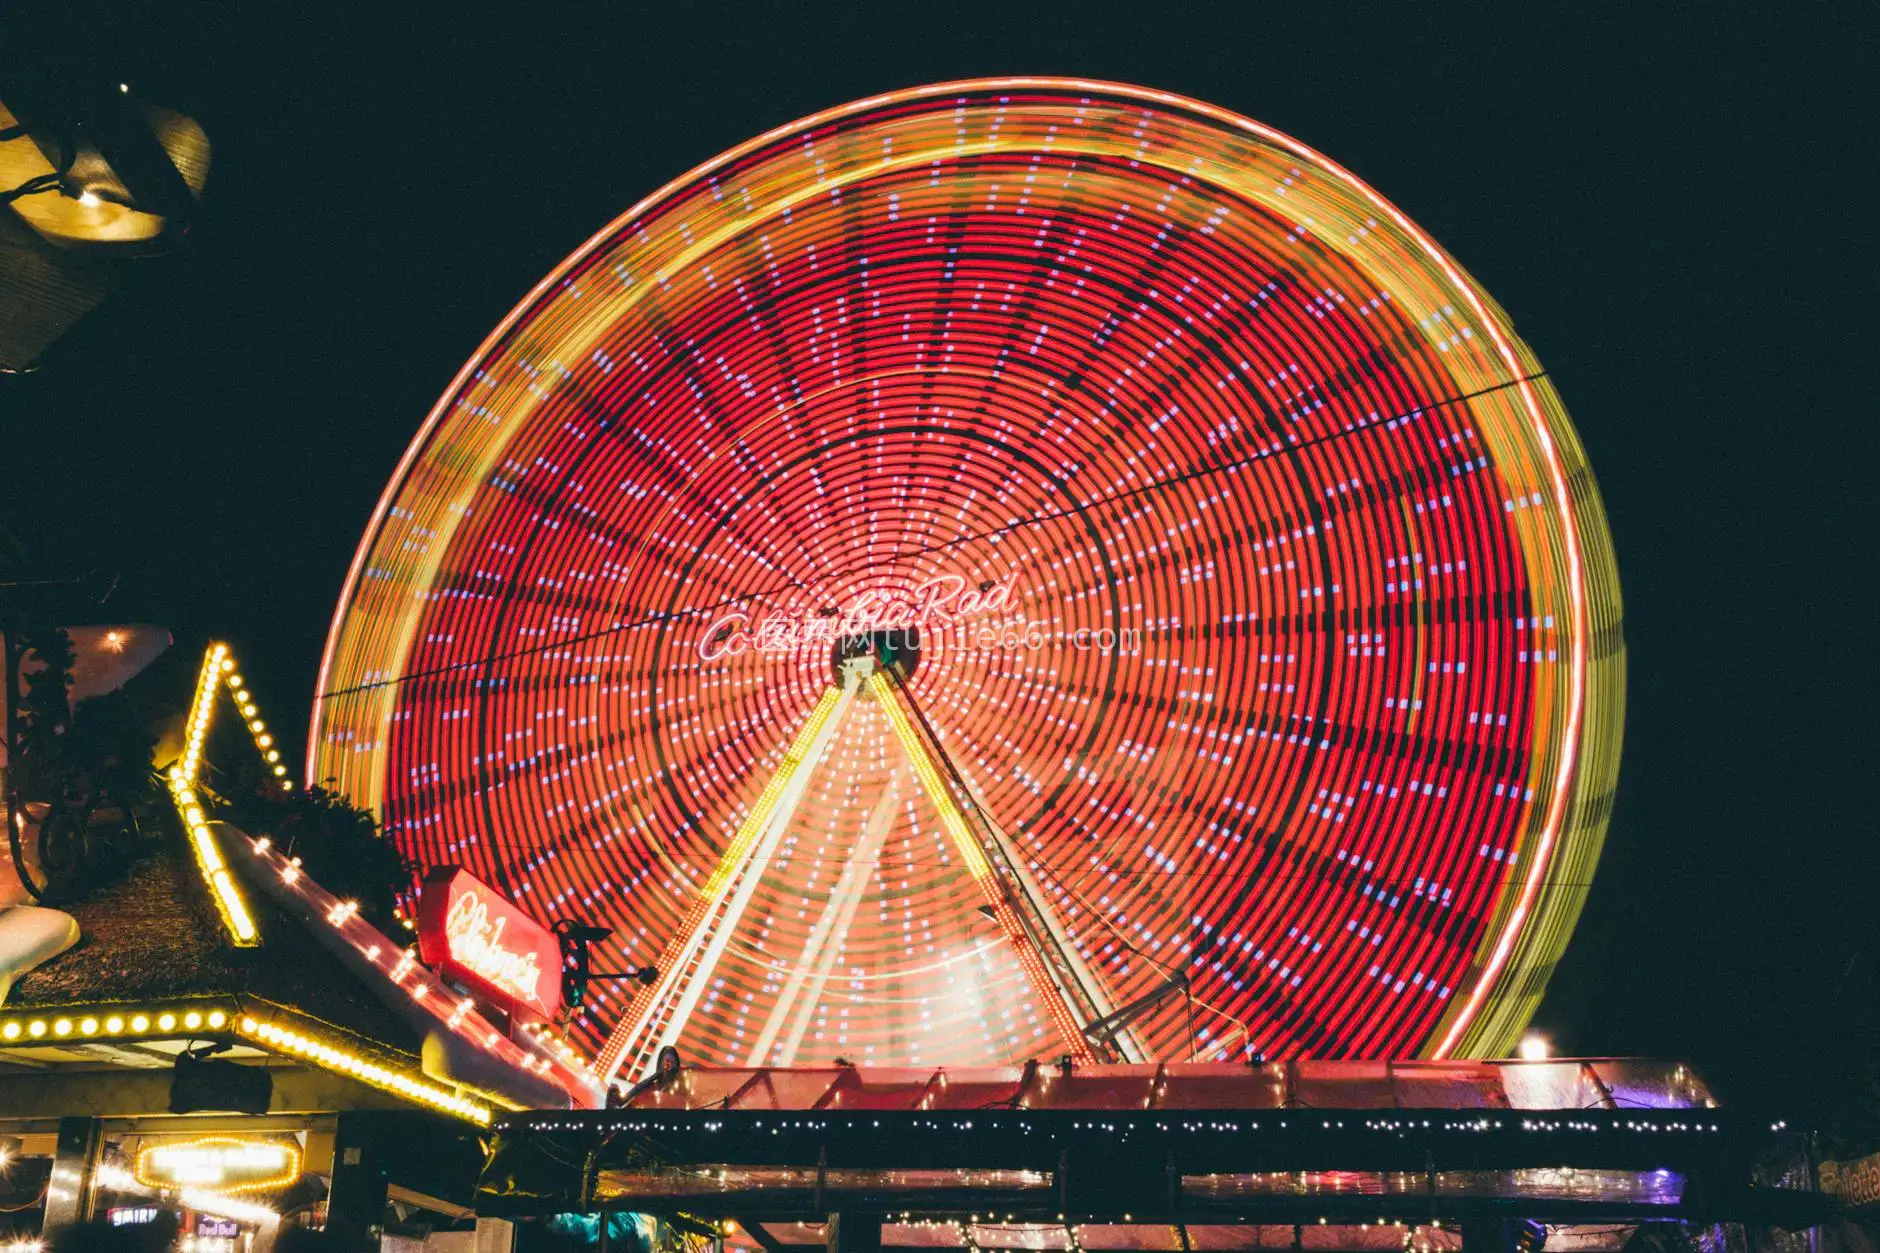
left=310, top=80, right=1622, bottom=1074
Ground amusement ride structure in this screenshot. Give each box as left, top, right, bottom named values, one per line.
left=309, top=80, right=1625, bottom=1086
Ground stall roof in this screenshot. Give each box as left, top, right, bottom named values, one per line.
left=3, top=638, right=596, bottom=1123
left=482, top=1060, right=1827, bottom=1233
left=2, top=829, right=590, bottom=1123
left=6, top=839, right=418, bottom=1053
left=614, top=1058, right=1717, bottom=1112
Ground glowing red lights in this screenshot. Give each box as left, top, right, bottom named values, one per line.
left=699, top=572, right=1019, bottom=662
left=417, top=866, right=565, bottom=1023
left=312, top=80, right=1623, bottom=1076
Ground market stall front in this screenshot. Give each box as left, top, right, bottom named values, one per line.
left=479, top=1059, right=1831, bottom=1253
left=1, top=644, right=604, bottom=1250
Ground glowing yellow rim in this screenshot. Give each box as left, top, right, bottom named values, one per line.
left=165, top=641, right=298, bottom=946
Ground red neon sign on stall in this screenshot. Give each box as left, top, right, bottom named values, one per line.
left=417, top=867, right=563, bottom=1022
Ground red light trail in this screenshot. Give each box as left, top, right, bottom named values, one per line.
left=311, top=80, right=1623, bottom=1078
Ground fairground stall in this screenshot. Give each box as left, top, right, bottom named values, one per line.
left=479, top=1058, right=1832, bottom=1253
left=0, top=644, right=603, bottom=1250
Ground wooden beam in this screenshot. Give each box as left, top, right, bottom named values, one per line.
left=0, top=1064, right=409, bottom=1119
left=389, top=1183, right=475, bottom=1221
left=737, top=1220, right=811, bottom=1253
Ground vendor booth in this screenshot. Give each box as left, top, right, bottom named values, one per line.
left=0, top=644, right=603, bottom=1249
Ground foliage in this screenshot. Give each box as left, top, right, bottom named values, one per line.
left=11, top=625, right=76, bottom=797
left=2, top=533, right=158, bottom=900
left=65, top=688, right=159, bottom=810
left=229, top=777, right=412, bottom=934
left=8, top=627, right=157, bottom=811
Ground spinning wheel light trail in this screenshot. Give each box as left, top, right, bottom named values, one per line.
left=312, top=79, right=1624, bottom=1076
left=601, top=679, right=852, bottom=1078
left=601, top=658, right=1107, bottom=1082
left=867, top=665, right=1107, bottom=1067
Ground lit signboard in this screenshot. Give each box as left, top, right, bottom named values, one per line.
left=135, top=1137, right=301, bottom=1194
left=416, top=866, right=564, bottom=1022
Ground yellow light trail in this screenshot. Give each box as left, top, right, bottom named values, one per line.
left=868, top=670, right=1093, bottom=1064
left=596, top=684, right=847, bottom=1080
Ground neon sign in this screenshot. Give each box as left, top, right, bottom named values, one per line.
left=699, top=572, right=1016, bottom=661
left=135, top=1137, right=301, bottom=1194
left=417, top=866, right=564, bottom=1022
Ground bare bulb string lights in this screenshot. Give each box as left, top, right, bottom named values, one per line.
left=166, top=641, right=293, bottom=946
left=153, top=642, right=595, bottom=1119
left=313, top=80, right=1623, bottom=1076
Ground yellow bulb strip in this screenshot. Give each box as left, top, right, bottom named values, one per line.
left=134, top=1135, right=303, bottom=1195
left=0, top=1000, right=235, bottom=1044
left=237, top=1014, right=493, bottom=1125
left=169, top=647, right=260, bottom=945
left=165, top=641, right=302, bottom=947
left=869, top=671, right=1092, bottom=1064
left=221, top=658, right=292, bottom=783
left=174, top=641, right=226, bottom=788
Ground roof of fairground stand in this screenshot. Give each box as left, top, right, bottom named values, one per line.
left=607, top=1058, right=1715, bottom=1112
left=1, top=827, right=594, bottom=1119
left=478, top=1059, right=1834, bottom=1236
left=4, top=638, right=601, bottom=1121
left=6, top=839, right=414, bottom=1046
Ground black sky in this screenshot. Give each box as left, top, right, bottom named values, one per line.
left=3, top=2, right=1873, bottom=1116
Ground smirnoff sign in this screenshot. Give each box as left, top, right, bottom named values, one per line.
left=698, top=572, right=1016, bottom=661
left=417, top=866, right=563, bottom=1022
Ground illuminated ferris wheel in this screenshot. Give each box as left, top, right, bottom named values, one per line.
left=311, top=80, right=1623, bottom=1082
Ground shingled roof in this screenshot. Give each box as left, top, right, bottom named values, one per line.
left=6, top=834, right=423, bottom=1058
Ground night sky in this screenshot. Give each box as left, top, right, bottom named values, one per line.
left=3, top=3, right=1871, bottom=1117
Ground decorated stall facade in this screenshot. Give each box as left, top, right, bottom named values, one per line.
left=483, top=1058, right=1830, bottom=1253
left=0, top=643, right=603, bottom=1250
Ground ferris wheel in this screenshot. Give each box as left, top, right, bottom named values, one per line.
left=311, top=80, right=1623, bottom=1082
